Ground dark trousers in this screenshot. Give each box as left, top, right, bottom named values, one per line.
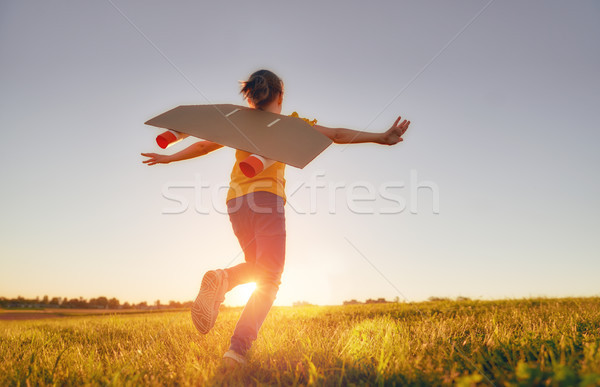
left=225, top=191, right=286, bottom=356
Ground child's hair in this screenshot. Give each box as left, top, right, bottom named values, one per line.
left=240, top=69, right=283, bottom=110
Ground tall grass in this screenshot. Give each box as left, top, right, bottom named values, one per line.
left=1, top=298, right=599, bottom=386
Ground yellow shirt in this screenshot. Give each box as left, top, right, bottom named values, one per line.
left=226, top=112, right=317, bottom=205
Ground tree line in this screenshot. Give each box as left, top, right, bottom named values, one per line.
left=2, top=295, right=441, bottom=309
left=0, top=296, right=192, bottom=310
left=342, top=297, right=400, bottom=305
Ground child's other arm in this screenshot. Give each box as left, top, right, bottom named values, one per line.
left=314, top=116, right=410, bottom=145
left=141, top=141, right=224, bottom=166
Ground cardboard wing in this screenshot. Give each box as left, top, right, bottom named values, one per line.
left=145, top=104, right=333, bottom=169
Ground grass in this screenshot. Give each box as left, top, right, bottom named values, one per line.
left=1, top=297, right=599, bottom=386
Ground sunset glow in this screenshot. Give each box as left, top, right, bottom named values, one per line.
left=226, top=283, right=257, bottom=307
left=0, top=2, right=598, bottom=306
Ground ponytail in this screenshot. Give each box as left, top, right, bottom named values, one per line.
left=240, top=69, right=283, bottom=110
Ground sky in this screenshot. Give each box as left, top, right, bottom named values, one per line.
left=0, top=1, right=598, bottom=307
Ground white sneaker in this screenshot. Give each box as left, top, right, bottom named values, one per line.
left=191, top=269, right=228, bottom=334
left=223, top=349, right=246, bottom=367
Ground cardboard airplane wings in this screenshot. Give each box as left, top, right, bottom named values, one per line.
left=145, top=104, right=333, bottom=169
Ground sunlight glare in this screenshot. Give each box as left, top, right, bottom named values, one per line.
left=225, top=282, right=256, bottom=307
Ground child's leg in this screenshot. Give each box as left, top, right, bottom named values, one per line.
left=226, top=196, right=258, bottom=291
left=229, top=234, right=284, bottom=356
left=227, top=192, right=286, bottom=357
left=225, top=263, right=255, bottom=292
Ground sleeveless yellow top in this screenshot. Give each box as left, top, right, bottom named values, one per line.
left=226, top=112, right=317, bottom=205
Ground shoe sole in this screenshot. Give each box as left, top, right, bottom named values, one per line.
left=223, top=349, right=246, bottom=365
left=191, top=270, right=220, bottom=334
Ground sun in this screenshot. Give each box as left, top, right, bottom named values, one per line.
left=226, top=282, right=257, bottom=307
left=239, top=282, right=257, bottom=301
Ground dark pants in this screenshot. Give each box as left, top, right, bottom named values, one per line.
left=225, top=191, right=286, bottom=356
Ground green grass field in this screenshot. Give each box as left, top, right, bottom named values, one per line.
left=1, top=298, right=599, bottom=386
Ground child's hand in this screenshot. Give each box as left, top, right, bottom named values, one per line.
left=141, top=153, right=172, bottom=166
left=380, top=116, right=410, bottom=145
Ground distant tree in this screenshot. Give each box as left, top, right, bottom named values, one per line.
left=89, top=297, right=109, bottom=309
left=42, top=295, right=49, bottom=305
left=56, top=297, right=87, bottom=308
left=122, top=302, right=131, bottom=309
left=107, top=298, right=120, bottom=309
left=343, top=299, right=360, bottom=305
left=169, top=300, right=182, bottom=308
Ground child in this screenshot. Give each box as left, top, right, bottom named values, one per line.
left=141, top=69, right=410, bottom=368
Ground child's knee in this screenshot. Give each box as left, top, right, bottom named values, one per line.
left=256, top=269, right=281, bottom=294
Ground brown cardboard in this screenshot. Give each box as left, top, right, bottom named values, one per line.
left=145, top=104, right=332, bottom=169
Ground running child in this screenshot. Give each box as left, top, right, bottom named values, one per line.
left=141, top=69, right=410, bottom=368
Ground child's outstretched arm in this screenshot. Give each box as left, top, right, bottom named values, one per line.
left=141, top=140, right=223, bottom=166
left=314, top=116, right=410, bottom=145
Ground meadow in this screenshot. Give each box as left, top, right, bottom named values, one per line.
left=1, top=297, right=599, bottom=386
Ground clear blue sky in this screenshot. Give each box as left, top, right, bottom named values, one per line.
left=1, top=1, right=598, bottom=306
